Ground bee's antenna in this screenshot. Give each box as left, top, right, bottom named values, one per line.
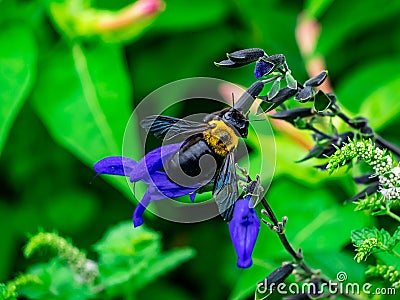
left=231, top=92, right=235, bottom=108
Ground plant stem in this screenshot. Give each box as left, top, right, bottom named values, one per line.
left=386, top=209, right=400, bottom=223
left=259, top=198, right=313, bottom=275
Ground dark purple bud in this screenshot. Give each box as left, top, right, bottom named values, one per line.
left=347, top=183, right=379, bottom=202
left=234, top=81, right=265, bottom=113
left=227, top=48, right=265, bottom=63
left=304, top=70, right=328, bottom=87
left=268, top=87, right=298, bottom=103
left=354, top=174, right=378, bottom=185
left=360, top=126, right=374, bottom=138
left=258, top=263, right=294, bottom=290
left=257, top=97, right=281, bottom=113
left=214, top=59, right=247, bottom=68
left=348, top=117, right=368, bottom=129
left=266, top=54, right=285, bottom=67
left=269, top=108, right=313, bottom=124
left=375, top=135, right=400, bottom=157
left=296, top=145, right=325, bottom=162
left=295, top=86, right=313, bottom=102
left=314, top=163, right=329, bottom=170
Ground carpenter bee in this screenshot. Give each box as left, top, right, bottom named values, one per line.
left=140, top=82, right=264, bottom=222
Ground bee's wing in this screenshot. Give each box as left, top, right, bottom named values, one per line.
left=141, top=115, right=210, bottom=140
left=213, top=151, right=238, bottom=222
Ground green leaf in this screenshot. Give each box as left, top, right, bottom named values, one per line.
left=313, top=90, right=332, bottom=112
left=359, top=77, right=400, bottom=130
left=135, top=248, right=196, bottom=290
left=30, top=42, right=137, bottom=198
left=351, top=227, right=391, bottom=248
left=24, top=259, right=90, bottom=300
left=304, top=0, right=335, bottom=19
left=305, top=251, right=366, bottom=283
left=336, top=58, right=400, bottom=113
left=94, top=221, right=161, bottom=258
left=94, top=222, right=161, bottom=289
left=229, top=260, right=275, bottom=300
left=152, top=0, right=229, bottom=32
left=0, top=24, right=37, bottom=155
left=317, top=1, right=400, bottom=55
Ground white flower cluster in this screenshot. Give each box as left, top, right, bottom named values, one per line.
left=380, top=166, right=400, bottom=201
left=369, top=147, right=393, bottom=175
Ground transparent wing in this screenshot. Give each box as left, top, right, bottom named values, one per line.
left=213, top=151, right=238, bottom=222
left=141, top=115, right=210, bottom=140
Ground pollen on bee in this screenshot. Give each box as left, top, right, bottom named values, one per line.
left=203, top=120, right=239, bottom=156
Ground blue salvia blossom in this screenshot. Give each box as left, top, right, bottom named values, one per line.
left=229, top=196, right=260, bottom=268
left=94, top=143, right=200, bottom=227
left=95, top=143, right=260, bottom=268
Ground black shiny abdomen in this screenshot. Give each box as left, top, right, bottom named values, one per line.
left=165, top=135, right=224, bottom=187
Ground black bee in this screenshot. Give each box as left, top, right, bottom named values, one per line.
left=140, top=82, right=264, bottom=221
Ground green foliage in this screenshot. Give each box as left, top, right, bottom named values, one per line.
left=0, top=24, right=37, bottom=155
left=2, top=0, right=400, bottom=299
left=352, top=227, right=400, bottom=263
left=2, top=222, right=194, bottom=300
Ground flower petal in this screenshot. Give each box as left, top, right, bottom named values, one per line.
left=229, top=196, right=260, bottom=268
left=132, top=173, right=199, bottom=227
left=129, top=143, right=182, bottom=182
left=133, top=190, right=151, bottom=227
left=150, top=171, right=199, bottom=198
left=94, top=156, right=137, bottom=176
left=254, top=59, right=274, bottom=79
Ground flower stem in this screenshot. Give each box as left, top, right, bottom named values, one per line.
left=385, top=208, right=400, bottom=223
left=259, top=198, right=313, bottom=275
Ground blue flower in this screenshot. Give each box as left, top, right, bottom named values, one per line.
left=94, top=143, right=199, bottom=227
left=254, top=59, right=274, bottom=79
left=229, top=196, right=260, bottom=268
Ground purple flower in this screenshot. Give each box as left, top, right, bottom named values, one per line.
left=94, top=143, right=199, bottom=227
left=254, top=59, right=274, bottom=79
left=229, top=196, right=260, bottom=268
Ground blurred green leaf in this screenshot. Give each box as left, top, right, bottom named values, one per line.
left=31, top=42, right=136, bottom=198
left=304, top=0, right=334, bottom=19
left=229, top=261, right=274, bottom=300
left=95, top=221, right=194, bottom=296
left=152, top=0, right=229, bottom=31
left=136, top=248, right=195, bottom=290
left=0, top=24, right=37, bottom=155
left=318, top=0, right=400, bottom=55
left=306, top=251, right=366, bottom=282
left=95, top=222, right=160, bottom=289
left=94, top=221, right=160, bottom=257
left=359, top=77, right=400, bottom=130
left=45, top=190, right=99, bottom=234
left=24, top=259, right=90, bottom=300
left=335, top=58, right=400, bottom=113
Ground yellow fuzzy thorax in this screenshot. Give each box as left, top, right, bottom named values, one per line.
left=203, top=120, right=238, bottom=156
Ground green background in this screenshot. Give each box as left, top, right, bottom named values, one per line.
left=1, top=0, right=400, bottom=299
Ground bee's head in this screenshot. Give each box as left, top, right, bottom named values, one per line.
left=204, top=108, right=249, bottom=138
